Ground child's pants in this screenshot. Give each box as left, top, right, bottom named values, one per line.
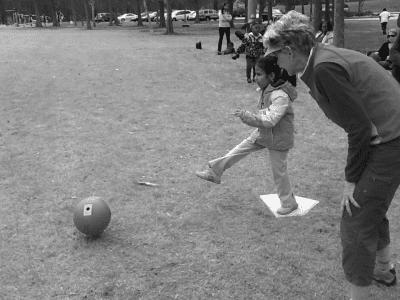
left=218, top=27, right=231, bottom=52
left=381, top=22, right=388, bottom=34
left=208, top=137, right=296, bottom=208
left=246, top=56, right=257, bottom=80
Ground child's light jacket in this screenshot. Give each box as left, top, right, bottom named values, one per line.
left=241, top=81, right=297, bottom=150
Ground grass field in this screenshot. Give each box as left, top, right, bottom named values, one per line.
left=0, top=17, right=400, bottom=300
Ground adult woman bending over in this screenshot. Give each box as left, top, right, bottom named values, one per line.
left=264, top=10, right=400, bottom=300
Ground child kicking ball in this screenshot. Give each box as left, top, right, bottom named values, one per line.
left=196, top=56, right=299, bottom=215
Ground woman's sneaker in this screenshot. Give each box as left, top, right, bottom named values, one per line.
left=373, top=266, right=397, bottom=286
left=195, top=168, right=221, bottom=184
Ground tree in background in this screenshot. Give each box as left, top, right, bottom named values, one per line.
left=324, top=0, right=331, bottom=24
left=33, top=0, right=43, bottom=27
left=165, top=0, right=173, bottom=34
left=82, top=0, right=91, bottom=28
left=158, top=0, right=165, bottom=27
left=88, top=0, right=96, bottom=27
left=333, top=0, right=344, bottom=47
left=136, top=0, right=143, bottom=26
left=357, top=0, right=365, bottom=13
left=313, top=0, right=322, bottom=32
left=228, top=0, right=234, bottom=27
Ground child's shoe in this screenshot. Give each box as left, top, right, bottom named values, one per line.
left=196, top=168, right=221, bottom=184
left=247, top=78, right=252, bottom=83
left=373, top=266, right=396, bottom=286
left=277, top=202, right=299, bottom=215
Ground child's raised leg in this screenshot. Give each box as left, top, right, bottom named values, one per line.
left=196, top=138, right=263, bottom=184
left=268, top=149, right=298, bottom=215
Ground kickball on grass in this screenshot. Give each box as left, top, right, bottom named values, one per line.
left=73, top=196, right=111, bottom=237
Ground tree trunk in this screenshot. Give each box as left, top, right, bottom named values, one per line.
left=267, top=0, right=273, bottom=23
left=324, top=0, right=330, bottom=23
left=52, top=0, right=58, bottom=26
left=313, top=0, right=322, bottom=32
left=158, top=0, right=165, bottom=27
left=333, top=0, right=344, bottom=47
left=228, top=0, right=234, bottom=28
left=136, top=0, right=143, bottom=26
left=248, top=0, right=256, bottom=22
left=166, top=0, right=173, bottom=34
left=70, top=0, right=77, bottom=26
left=285, top=0, right=291, bottom=13
left=259, top=0, right=267, bottom=23
left=83, top=0, right=92, bottom=29
left=193, top=0, right=200, bottom=24
left=143, top=0, right=152, bottom=28
left=33, top=0, right=42, bottom=27
left=244, top=0, right=248, bottom=22
left=358, top=0, right=364, bottom=13
left=108, top=0, right=113, bottom=26
left=90, top=0, right=96, bottom=27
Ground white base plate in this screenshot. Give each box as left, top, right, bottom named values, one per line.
left=260, top=194, right=319, bottom=218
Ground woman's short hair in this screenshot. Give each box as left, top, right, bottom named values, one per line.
left=263, top=10, right=316, bottom=56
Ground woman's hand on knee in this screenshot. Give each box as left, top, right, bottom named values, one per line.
left=341, top=181, right=361, bottom=216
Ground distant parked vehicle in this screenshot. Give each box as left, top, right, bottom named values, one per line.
left=140, top=11, right=157, bottom=21
left=31, top=15, right=51, bottom=23
left=188, top=9, right=218, bottom=21
left=118, top=13, right=138, bottom=22
left=168, top=10, right=192, bottom=21
left=95, top=13, right=107, bottom=22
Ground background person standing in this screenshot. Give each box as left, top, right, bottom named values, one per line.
left=379, top=8, right=392, bottom=35
left=217, top=3, right=232, bottom=55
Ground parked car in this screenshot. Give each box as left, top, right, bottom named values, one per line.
left=31, top=15, right=51, bottom=23
left=95, top=13, right=107, bottom=22
left=118, top=13, right=138, bottom=22
left=100, top=13, right=110, bottom=22
left=188, top=11, right=197, bottom=21
left=171, top=10, right=192, bottom=21
left=140, top=11, right=157, bottom=21
left=188, top=9, right=219, bottom=21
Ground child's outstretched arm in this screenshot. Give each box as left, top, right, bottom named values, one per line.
left=234, top=91, right=291, bottom=128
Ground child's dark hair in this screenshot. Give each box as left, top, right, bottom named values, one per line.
left=256, top=56, right=283, bottom=85
left=221, top=3, right=228, bottom=13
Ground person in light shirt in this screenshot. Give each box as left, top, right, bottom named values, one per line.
left=217, top=3, right=232, bottom=55
left=379, top=8, right=392, bottom=35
